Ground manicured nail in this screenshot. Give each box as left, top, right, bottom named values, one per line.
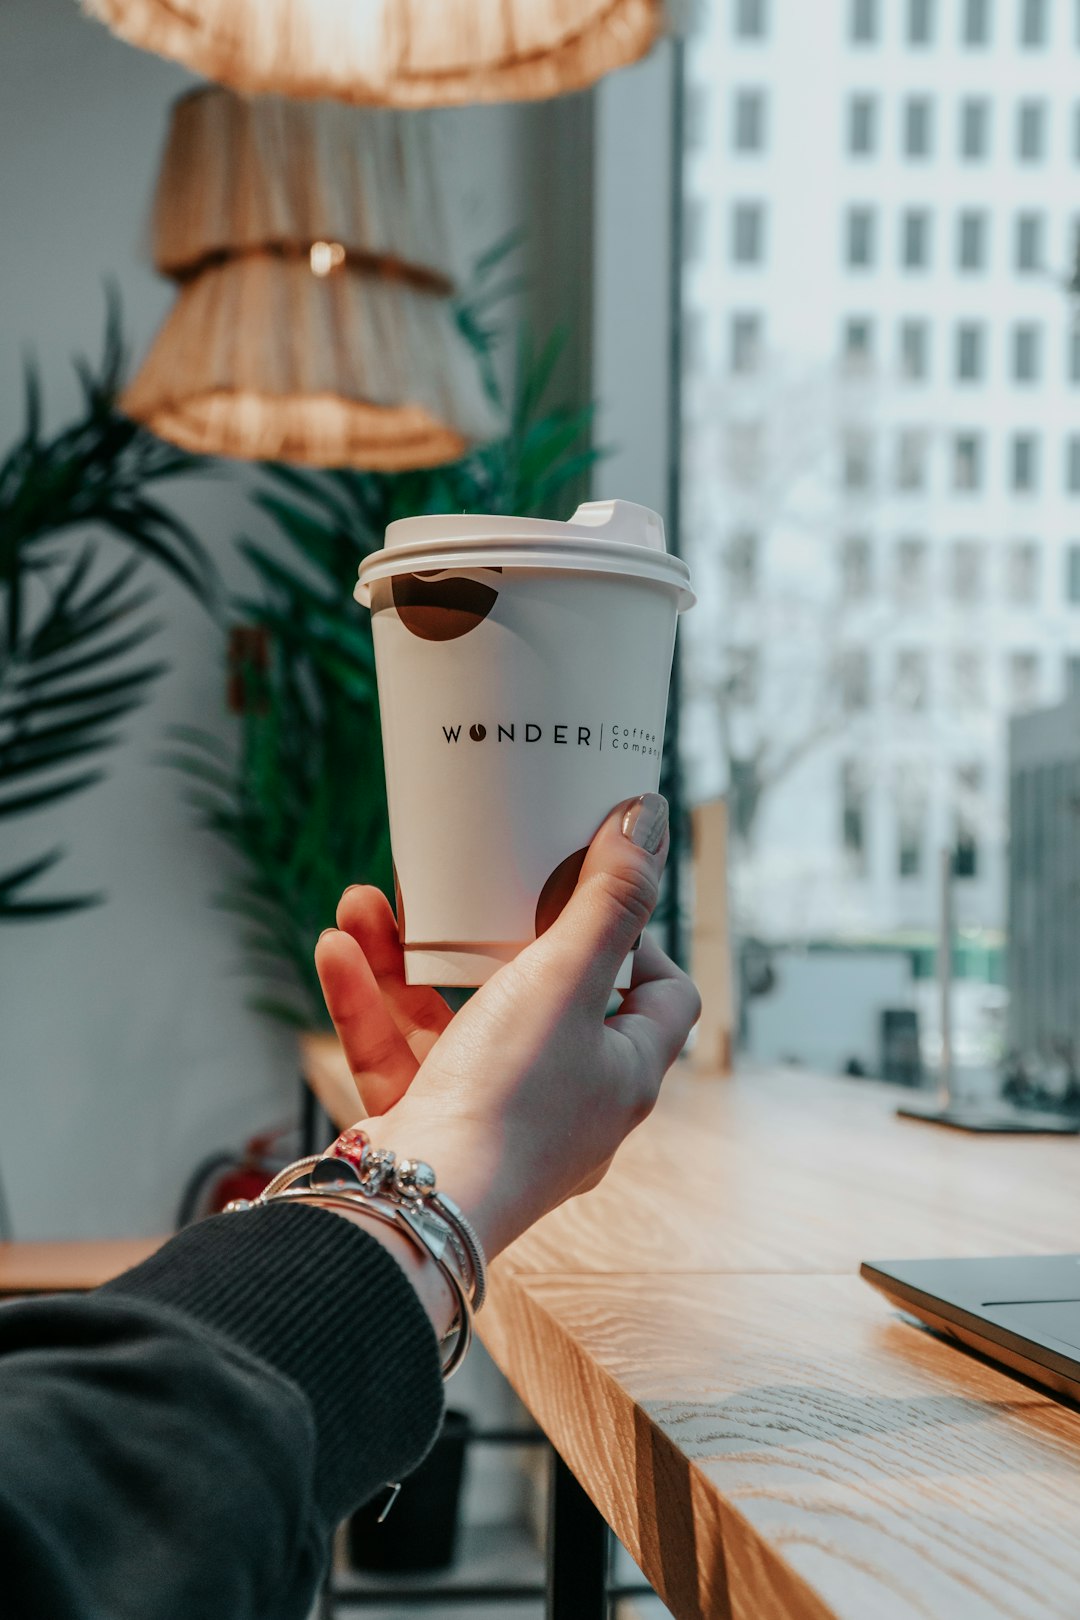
left=318, top=927, right=336, bottom=942
left=622, top=793, right=668, bottom=854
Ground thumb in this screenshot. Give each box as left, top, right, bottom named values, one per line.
left=538, top=793, right=669, bottom=1008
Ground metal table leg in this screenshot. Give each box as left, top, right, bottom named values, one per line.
left=547, top=1451, right=610, bottom=1620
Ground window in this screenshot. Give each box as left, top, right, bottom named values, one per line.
left=952, top=649, right=985, bottom=709
left=895, top=535, right=928, bottom=597
left=951, top=540, right=984, bottom=602
left=957, top=210, right=987, bottom=270
left=903, top=97, right=934, bottom=157
left=842, top=317, right=874, bottom=371
left=902, top=209, right=931, bottom=269
left=1011, top=434, right=1039, bottom=492
left=962, top=0, right=990, bottom=45
left=1071, top=329, right=1080, bottom=384
left=900, top=319, right=929, bottom=380
left=839, top=646, right=871, bottom=711
left=846, top=206, right=876, bottom=267
left=1066, top=653, right=1080, bottom=697
left=895, top=434, right=928, bottom=492
left=840, top=534, right=873, bottom=599
left=953, top=764, right=982, bottom=878
left=1068, top=436, right=1080, bottom=493
left=895, top=648, right=928, bottom=710
left=960, top=98, right=990, bottom=159
left=955, top=322, right=985, bottom=381
left=1008, top=540, right=1040, bottom=604
left=843, top=430, right=873, bottom=490
left=730, top=312, right=763, bottom=373
left=1074, top=104, right=1080, bottom=163
left=840, top=761, right=868, bottom=873
left=896, top=775, right=926, bottom=877
left=684, top=196, right=707, bottom=263
left=953, top=433, right=982, bottom=491
left=1012, top=323, right=1041, bottom=382
left=728, top=646, right=759, bottom=705
left=850, top=0, right=878, bottom=44
left=731, top=201, right=765, bottom=264
left=684, top=83, right=708, bottom=150
left=1017, top=101, right=1046, bottom=162
left=726, top=420, right=765, bottom=485
left=908, top=0, right=934, bottom=44
left=1067, top=543, right=1080, bottom=603
left=848, top=94, right=877, bottom=156
left=733, top=88, right=767, bottom=152
left=1015, top=212, right=1044, bottom=272
left=1009, top=652, right=1040, bottom=711
left=725, top=531, right=759, bottom=600
left=734, top=0, right=767, bottom=39
left=1020, top=0, right=1047, bottom=46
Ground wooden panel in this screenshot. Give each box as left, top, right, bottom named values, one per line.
left=0, top=1237, right=166, bottom=1295
left=481, top=1270, right=1080, bottom=1620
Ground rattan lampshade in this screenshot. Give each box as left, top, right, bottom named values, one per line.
left=123, top=88, right=500, bottom=468
left=84, top=0, right=663, bottom=106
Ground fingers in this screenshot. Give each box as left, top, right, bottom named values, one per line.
left=535, top=794, right=670, bottom=1014
left=314, top=927, right=419, bottom=1115
left=604, top=931, right=702, bottom=1092
left=336, top=885, right=453, bottom=1063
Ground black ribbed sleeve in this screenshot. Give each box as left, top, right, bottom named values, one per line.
left=0, top=1202, right=444, bottom=1620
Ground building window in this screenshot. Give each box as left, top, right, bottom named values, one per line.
left=730, top=312, right=763, bottom=373
left=1011, top=434, right=1039, bottom=493
left=683, top=196, right=707, bottom=263
left=846, top=206, right=876, bottom=268
left=1071, top=329, right=1080, bottom=384
left=907, top=0, right=934, bottom=44
left=895, top=434, right=928, bottom=493
left=903, top=96, right=934, bottom=157
left=840, top=534, right=873, bottom=599
left=1012, top=323, right=1042, bottom=382
left=899, top=319, right=929, bottom=380
left=1067, top=543, right=1080, bottom=603
left=731, top=201, right=765, bottom=264
left=895, top=649, right=929, bottom=711
left=1015, top=212, right=1045, bottom=272
left=726, top=421, right=765, bottom=486
left=850, top=0, right=878, bottom=44
left=1020, top=0, right=1047, bottom=46
left=733, top=88, right=767, bottom=152
left=734, top=0, right=767, bottom=39
left=684, top=83, right=708, bottom=151
left=842, top=317, right=874, bottom=372
left=839, top=646, right=872, bottom=712
left=962, top=0, right=990, bottom=46
left=960, top=98, right=990, bottom=159
left=1009, top=652, right=1040, bottom=711
left=1074, top=104, right=1080, bottom=163
left=953, top=765, right=982, bottom=879
left=841, top=761, right=868, bottom=873
left=728, top=646, right=760, bottom=706
left=1068, top=435, right=1080, bottom=493
left=895, top=535, right=929, bottom=598
left=725, top=530, right=759, bottom=600
left=951, top=540, right=984, bottom=602
left=848, top=94, right=877, bottom=156
left=897, top=776, right=926, bottom=878
left=843, top=430, right=874, bottom=490
left=1017, top=100, right=1047, bottom=161
left=1008, top=540, right=1041, bottom=604
left=957, top=210, right=987, bottom=270
left=952, top=649, right=985, bottom=710
left=955, top=322, right=985, bottom=381
left=902, top=209, right=931, bottom=269
left=953, top=433, right=982, bottom=491
left=1066, top=653, right=1080, bottom=696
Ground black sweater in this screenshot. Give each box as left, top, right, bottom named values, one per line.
left=0, top=1202, right=445, bottom=1620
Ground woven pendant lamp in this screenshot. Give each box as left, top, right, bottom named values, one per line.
left=123, top=88, right=500, bottom=468
left=84, top=0, right=663, bottom=106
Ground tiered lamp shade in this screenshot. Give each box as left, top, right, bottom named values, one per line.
left=84, top=0, right=664, bottom=106
left=123, top=88, right=501, bottom=468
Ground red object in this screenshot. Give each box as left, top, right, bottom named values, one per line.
left=327, top=1125, right=370, bottom=1176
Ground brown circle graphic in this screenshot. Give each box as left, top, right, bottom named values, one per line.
left=534, top=846, right=589, bottom=938
left=469, top=723, right=487, bottom=741
left=371, top=569, right=501, bottom=641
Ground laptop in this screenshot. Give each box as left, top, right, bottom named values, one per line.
left=861, top=1255, right=1080, bottom=1404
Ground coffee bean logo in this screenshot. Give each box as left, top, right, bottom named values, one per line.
left=469, top=724, right=486, bottom=741
left=534, top=846, right=589, bottom=938
left=370, top=569, right=501, bottom=641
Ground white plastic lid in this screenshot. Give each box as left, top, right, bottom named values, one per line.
left=355, top=499, right=694, bottom=610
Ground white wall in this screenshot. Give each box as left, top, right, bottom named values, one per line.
left=0, top=0, right=594, bottom=1239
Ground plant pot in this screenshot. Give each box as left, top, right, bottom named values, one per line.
left=347, top=1408, right=471, bottom=1573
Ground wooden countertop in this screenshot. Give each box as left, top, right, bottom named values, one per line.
left=0, top=1237, right=165, bottom=1295
left=479, top=1066, right=1080, bottom=1620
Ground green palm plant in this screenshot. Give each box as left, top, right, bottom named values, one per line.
left=170, top=328, right=600, bottom=1028
left=0, top=303, right=216, bottom=917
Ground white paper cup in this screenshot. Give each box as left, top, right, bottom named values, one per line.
left=355, top=500, right=695, bottom=987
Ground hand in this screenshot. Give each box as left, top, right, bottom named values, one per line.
left=314, top=794, right=701, bottom=1260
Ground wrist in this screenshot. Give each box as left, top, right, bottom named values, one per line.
left=292, top=1195, right=457, bottom=1338
left=362, top=1108, right=521, bottom=1260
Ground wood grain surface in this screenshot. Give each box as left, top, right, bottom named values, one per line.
left=479, top=1067, right=1080, bottom=1620
left=0, top=1237, right=165, bottom=1295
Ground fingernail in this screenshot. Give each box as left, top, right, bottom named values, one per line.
left=622, top=793, right=668, bottom=854
left=318, top=927, right=336, bottom=942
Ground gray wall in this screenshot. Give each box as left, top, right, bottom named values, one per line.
left=0, top=0, right=594, bottom=1238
